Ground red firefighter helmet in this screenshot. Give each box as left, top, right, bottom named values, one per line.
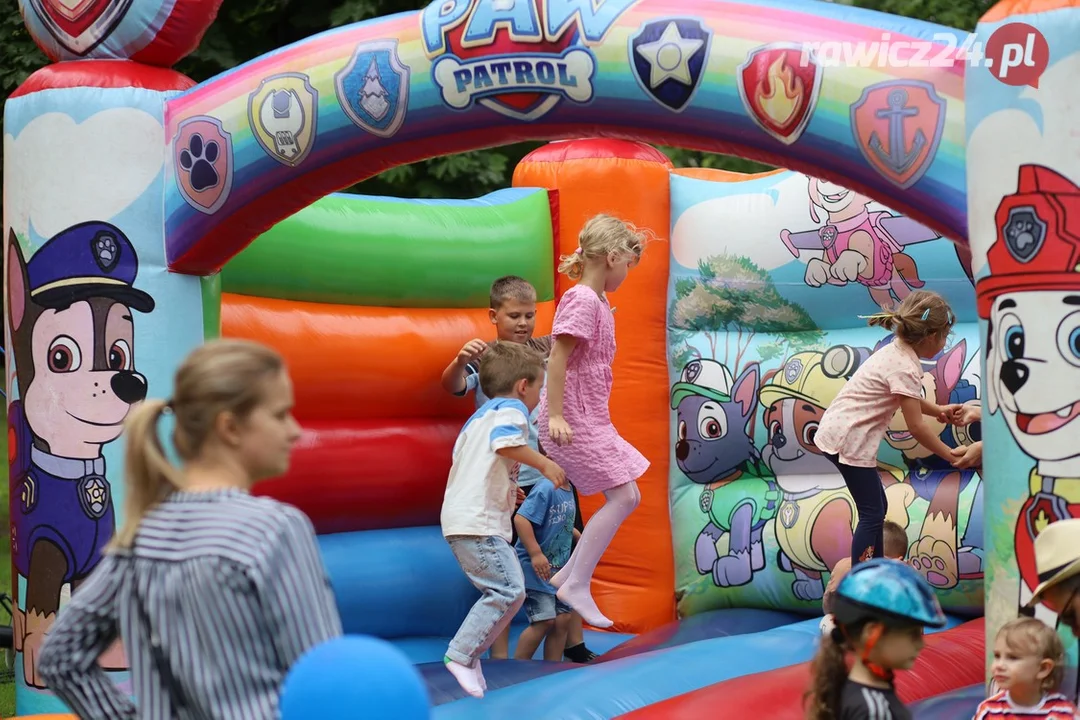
left=976, top=165, right=1080, bottom=319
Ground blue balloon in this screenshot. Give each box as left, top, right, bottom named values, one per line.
left=281, top=635, right=431, bottom=719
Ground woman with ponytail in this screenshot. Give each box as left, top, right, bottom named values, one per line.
left=805, top=558, right=945, bottom=720
left=38, top=339, right=342, bottom=719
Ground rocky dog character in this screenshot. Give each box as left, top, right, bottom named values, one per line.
left=671, top=359, right=780, bottom=588
left=779, top=178, right=937, bottom=310
left=976, top=166, right=1080, bottom=666
left=7, top=222, right=154, bottom=687
left=759, top=346, right=915, bottom=601
left=878, top=337, right=985, bottom=589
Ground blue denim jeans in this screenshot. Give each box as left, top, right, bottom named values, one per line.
left=446, top=535, right=525, bottom=665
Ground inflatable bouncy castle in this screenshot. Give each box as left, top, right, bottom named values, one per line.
left=5, top=0, right=1080, bottom=717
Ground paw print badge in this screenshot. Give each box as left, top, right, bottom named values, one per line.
left=173, top=115, right=234, bottom=215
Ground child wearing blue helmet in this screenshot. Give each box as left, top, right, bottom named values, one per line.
left=805, top=558, right=946, bottom=720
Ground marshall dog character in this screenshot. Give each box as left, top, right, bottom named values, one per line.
left=878, top=336, right=985, bottom=589
left=671, top=359, right=781, bottom=588
left=7, top=222, right=155, bottom=687
left=976, top=165, right=1080, bottom=641
left=759, top=346, right=915, bottom=601
left=779, top=178, right=938, bottom=310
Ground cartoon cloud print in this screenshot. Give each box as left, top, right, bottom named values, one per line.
left=7, top=221, right=154, bottom=687
left=975, top=165, right=1080, bottom=649
left=671, top=359, right=781, bottom=589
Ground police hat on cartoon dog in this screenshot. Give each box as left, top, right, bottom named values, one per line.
left=670, top=359, right=735, bottom=408
left=26, top=221, right=155, bottom=313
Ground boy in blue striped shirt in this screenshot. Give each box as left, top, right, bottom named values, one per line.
left=441, top=341, right=566, bottom=699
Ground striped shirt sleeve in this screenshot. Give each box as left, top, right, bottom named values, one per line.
left=257, top=508, right=344, bottom=667
left=489, top=406, right=529, bottom=451
left=37, top=553, right=137, bottom=719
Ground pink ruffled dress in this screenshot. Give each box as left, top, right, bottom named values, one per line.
left=538, top=285, right=650, bottom=495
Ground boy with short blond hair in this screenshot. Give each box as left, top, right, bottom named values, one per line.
left=442, top=342, right=566, bottom=698
left=441, top=276, right=597, bottom=663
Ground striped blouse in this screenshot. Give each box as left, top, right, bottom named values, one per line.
left=37, top=489, right=343, bottom=719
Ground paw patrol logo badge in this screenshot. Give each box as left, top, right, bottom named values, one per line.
left=851, top=80, right=946, bottom=189
left=91, top=230, right=119, bottom=272
left=683, top=360, right=703, bottom=383
left=779, top=500, right=799, bottom=529
left=419, top=0, right=634, bottom=122
left=784, top=358, right=803, bottom=384
left=27, top=0, right=133, bottom=56
left=737, top=43, right=822, bottom=145
left=249, top=72, right=319, bottom=167
left=1003, top=206, right=1046, bottom=263
left=78, top=475, right=110, bottom=519
left=173, top=116, right=234, bottom=216
left=629, top=18, right=711, bottom=113
left=335, top=39, right=410, bottom=138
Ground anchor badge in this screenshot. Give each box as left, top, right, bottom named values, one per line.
left=850, top=80, right=946, bottom=190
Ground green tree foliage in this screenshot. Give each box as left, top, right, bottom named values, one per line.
left=1, top=0, right=991, bottom=203
left=669, top=253, right=825, bottom=376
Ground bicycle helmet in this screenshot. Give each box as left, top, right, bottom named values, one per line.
left=830, top=558, right=946, bottom=682
left=833, top=557, right=946, bottom=629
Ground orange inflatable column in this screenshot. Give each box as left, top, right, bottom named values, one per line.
left=513, top=139, right=675, bottom=633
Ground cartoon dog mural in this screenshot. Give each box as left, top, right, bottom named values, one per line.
left=976, top=165, right=1080, bottom=650
left=779, top=178, right=939, bottom=310
left=758, top=345, right=915, bottom=600
left=7, top=222, right=154, bottom=687
left=671, top=359, right=780, bottom=588
left=877, top=337, right=985, bottom=589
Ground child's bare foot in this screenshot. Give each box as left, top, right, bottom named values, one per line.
left=477, top=659, right=487, bottom=691
left=557, top=584, right=612, bottom=629
left=444, top=656, right=484, bottom=699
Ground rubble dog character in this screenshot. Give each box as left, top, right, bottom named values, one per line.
left=877, top=336, right=984, bottom=589
left=7, top=222, right=155, bottom=687
left=671, top=359, right=780, bottom=588
left=780, top=178, right=937, bottom=310
left=976, top=166, right=1080, bottom=666
left=759, top=346, right=916, bottom=601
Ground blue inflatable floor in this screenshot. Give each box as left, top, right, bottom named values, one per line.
left=432, top=615, right=967, bottom=719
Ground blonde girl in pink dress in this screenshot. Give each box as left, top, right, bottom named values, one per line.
left=539, top=214, right=650, bottom=629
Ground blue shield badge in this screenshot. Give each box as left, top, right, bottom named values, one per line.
left=629, top=18, right=711, bottom=113
left=335, top=39, right=410, bottom=138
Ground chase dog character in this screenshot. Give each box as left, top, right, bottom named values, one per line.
left=7, top=222, right=154, bottom=687
left=671, top=359, right=780, bottom=588
left=975, top=165, right=1080, bottom=631
left=759, top=346, right=915, bottom=601
left=779, top=178, right=937, bottom=310
left=878, top=337, right=985, bottom=589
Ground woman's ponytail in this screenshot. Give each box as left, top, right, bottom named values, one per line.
left=107, top=399, right=182, bottom=550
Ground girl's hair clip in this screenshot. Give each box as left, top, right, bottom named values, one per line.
left=920, top=308, right=931, bottom=321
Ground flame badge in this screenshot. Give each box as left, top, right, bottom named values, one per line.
left=736, top=43, right=822, bottom=145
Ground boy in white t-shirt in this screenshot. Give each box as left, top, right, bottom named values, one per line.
left=441, top=341, right=567, bottom=699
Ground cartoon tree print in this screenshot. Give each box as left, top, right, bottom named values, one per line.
left=670, top=253, right=823, bottom=376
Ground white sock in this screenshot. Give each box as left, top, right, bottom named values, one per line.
left=444, top=656, right=484, bottom=699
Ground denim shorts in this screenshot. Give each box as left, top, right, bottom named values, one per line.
left=524, top=589, right=572, bottom=623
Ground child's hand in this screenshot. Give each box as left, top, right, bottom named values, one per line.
left=935, top=403, right=961, bottom=423
left=515, top=486, right=526, bottom=507
left=954, top=404, right=981, bottom=426
left=951, top=442, right=982, bottom=469
left=457, top=339, right=487, bottom=366
left=543, top=460, right=567, bottom=490
left=549, top=416, right=573, bottom=447
left=530, top=552, right=552, bottom=581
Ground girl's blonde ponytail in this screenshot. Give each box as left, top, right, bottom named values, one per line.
left=557, top=249, right=585, bottom=280
left=108, top=399, right=182, bottom=550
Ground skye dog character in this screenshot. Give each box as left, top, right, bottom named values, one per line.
left=976, top=166, right=1080, bottom=640
left=779, top=178, right=935, bottom=310
left=671, top=359, right=780, bottom=588
left=759, top=346, right=915, bottom=600
left=7, top=222, right=154, bottom=687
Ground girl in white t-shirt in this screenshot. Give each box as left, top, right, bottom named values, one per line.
left=814, top=290, right=961, bottom=566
